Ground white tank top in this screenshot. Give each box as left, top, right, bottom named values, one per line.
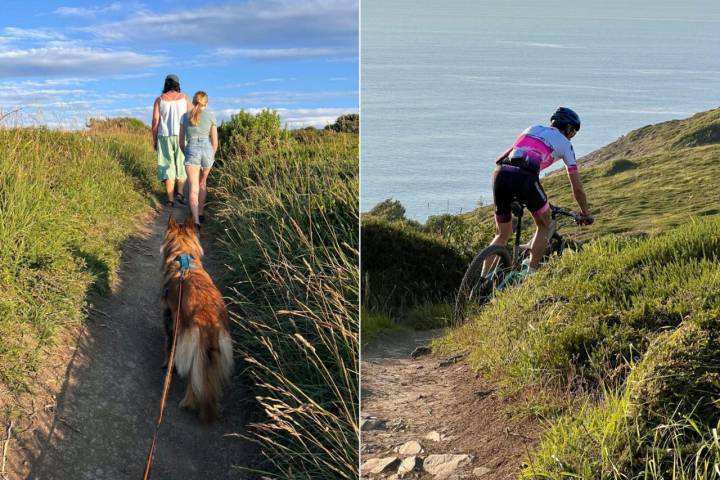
left=157, top=98, right=187, bottom=136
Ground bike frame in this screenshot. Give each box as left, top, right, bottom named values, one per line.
left=510, top=202, right=563, bottom=268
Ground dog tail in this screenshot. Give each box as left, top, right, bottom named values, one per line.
left=175, top=326, right=234, bottom=422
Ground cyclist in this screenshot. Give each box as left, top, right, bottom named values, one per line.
left=490, top=107, right=592, bottom=282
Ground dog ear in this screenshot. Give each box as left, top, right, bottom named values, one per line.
left=185, top=215, right=196, bottom=230
left=168, top=214, right=178, bottom=229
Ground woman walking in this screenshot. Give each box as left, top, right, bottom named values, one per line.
left=179, top=91, right=218, bottom=228
left=152, top=74, right=193, bottom=206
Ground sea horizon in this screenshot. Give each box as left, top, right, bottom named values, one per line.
left=361, top=0, right=720, bottom=221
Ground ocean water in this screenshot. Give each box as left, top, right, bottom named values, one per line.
left=361, top=0, right=720, bottom=221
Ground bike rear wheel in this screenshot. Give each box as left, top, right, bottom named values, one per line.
left=453, top=244, right=512, bottom=326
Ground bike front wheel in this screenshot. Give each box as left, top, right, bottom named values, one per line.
left=453, top=244, right=512, bottom=326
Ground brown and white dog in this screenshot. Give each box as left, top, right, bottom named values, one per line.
left=160, top=214, right=233, bottom=422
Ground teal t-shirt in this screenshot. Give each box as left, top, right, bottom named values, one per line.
left=182, top=109, right=216, bottom=138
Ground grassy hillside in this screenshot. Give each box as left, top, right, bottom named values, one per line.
left=455, top=107, right=720, bottom=243
left=210, top=111, right=358, bottom=479
left=435, top=107, right=720, bottom=479
left=362, top=218, right=468, bottom=311
left=0, top=120, right=157, bottom=391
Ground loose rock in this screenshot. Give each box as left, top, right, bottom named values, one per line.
left=437, top=355, right=464, bottom=368
left=361, top=456, right=401, bottom=475
left=473, top=466, right=491, bottom=477
left=423, top=454, right=473, bottom=479
left=361, top=416, right=387, bottom=431
left=424, top=431, right=442, bottom=442
left=398, top=440, right=423, bottom=455
left=398, top=456, right=419, bottom=476
left=411, top=346, right=432, bottom=359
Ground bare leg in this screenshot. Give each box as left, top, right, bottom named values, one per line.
left=198, top=167, right=212, bottom=217
left=529, top=208, right=552, bottom=270
left=163, top=179, right=174, bottom=203
left=176, top=178, right=187, bottom=200
left=483, top=218, right=512, bottom=275
left=184, top=164, right=200, bottom=224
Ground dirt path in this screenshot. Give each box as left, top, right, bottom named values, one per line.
left=361, top=330, right=540, bottom=480
left=2, top=206, right=256, bottom=480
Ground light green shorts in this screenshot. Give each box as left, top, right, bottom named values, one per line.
left=156, top=136, right=187, bottom=181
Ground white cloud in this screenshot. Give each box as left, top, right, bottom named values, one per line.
left=83, top=0, right=358, bottom=51
left=215, top=90, right=357, bottom=106
left=1, top=27, right=66, bottom=41
left=216, top=106, right=356, bottom=129
left=53, top=3, right=134, bottom=17
left=214, top=47, right=344, bottom=60
left=0, top=47, right=164, bottom=77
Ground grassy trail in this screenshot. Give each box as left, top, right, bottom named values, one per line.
left=4, top=207, right=256, bottom=479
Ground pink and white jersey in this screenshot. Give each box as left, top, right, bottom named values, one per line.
left=506, top=125, right=578, bottom=173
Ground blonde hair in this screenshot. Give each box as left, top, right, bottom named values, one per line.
left=189, top=91, right=208, bottom=127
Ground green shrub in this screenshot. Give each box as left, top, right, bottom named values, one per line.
left=361, top=218, right=468, bottom=312
left=217, top=109, right=288, bottom=161
left=367, top=198, right=406, bottom=221
left=324, top=113, right=359, bottom=134
left=424, top=212, right=495, bottom=257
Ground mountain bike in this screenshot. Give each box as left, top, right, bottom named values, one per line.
left=453, top=201, right=589, bottom=325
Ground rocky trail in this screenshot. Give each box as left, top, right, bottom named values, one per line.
left=361, top=330, right=540, bottom=480
left=1, top=205, right=256, bottom=480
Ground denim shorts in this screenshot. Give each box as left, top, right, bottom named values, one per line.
left=184, top=137, right=215, bottom=168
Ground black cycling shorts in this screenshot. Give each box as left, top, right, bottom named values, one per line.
left=491, top=165, right=549, bottom=223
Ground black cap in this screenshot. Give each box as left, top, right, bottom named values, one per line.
left=165, top=74, right=180, bottom=83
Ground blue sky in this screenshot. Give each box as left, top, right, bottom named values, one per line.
left=0, top=0, right=358, bottom=128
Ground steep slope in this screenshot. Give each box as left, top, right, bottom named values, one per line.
left=435, top=107, right=720, bottom=479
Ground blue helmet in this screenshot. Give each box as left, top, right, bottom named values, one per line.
left=550, top=107, right=581, bottom=131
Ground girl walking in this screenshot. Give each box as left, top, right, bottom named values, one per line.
left=179, top=91, right=219, bottom=228
left=152, top=74, right=193, bottom=207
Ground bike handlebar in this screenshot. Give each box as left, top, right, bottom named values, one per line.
left=550, top=205, right=594, bottom=225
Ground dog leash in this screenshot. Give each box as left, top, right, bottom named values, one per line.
left=142, top=256, right=192, bottom=479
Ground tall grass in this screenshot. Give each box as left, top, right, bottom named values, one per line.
left=523, top=392, right=720, bottom=479
left=0, top=120, right=157, bottom=391
left=436, top=219, right=720, bottom=478
left=211, top=112, right=358, bottom=478
left=437, top=219, right=720, bottom=394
